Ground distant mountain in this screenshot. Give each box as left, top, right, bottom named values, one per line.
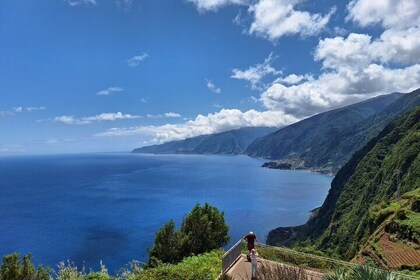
left=132, top=127, right=278, bottom=155
left=246, top=90, right=420, bottom=173
left=267, top=106, right=420, bottom=270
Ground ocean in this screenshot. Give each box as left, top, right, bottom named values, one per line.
left=0, top=153, right=332, bottom=272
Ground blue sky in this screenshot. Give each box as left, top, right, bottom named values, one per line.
left=1, top=0, right=419, bottom=154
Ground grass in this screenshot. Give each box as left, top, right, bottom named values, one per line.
left=242, top=244, right=337, bottom=273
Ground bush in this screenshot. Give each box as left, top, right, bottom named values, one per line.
left=132, top=250, right=223, bottom=280
left=0, top=253, right=50, bottom=280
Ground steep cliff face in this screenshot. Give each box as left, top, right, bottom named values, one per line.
left=268, top=107, right=420, bottom=269
left=247, top=90, right=419, bottom=173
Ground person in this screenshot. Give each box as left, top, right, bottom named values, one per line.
left=250, top=248, right=258, bottom=278
left=244, top=231, right=259, bottom=254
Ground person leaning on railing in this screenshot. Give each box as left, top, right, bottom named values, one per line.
left=243, top=231, right=259, bottom=255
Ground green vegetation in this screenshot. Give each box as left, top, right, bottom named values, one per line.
left=130, top=250, right=223, bottom=280
left=244, top=245, right=335, bottom=272
left=268, top=106, right=420, bottom=272
left=148, top=203, right=230, bottom=267
left=247, top=89, right=420, bottom=173
left=323, top=265, right=403, bottom=280
left=0, top=253, right=50, bottom=280
left=0, top=251, right=222, bottom=280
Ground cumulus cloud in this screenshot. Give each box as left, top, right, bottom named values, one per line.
left=347, top=0, right=419, bottom=29
left=248, top=0, right=335, bottom=41
left=231, top=53, right=280, bottom=90
left=127, top=53, right=148, bottom=66
left=54, top=112, right=141, bottom=125
left=97, top=108, right=297, bottom=142
left=64, top=0, right=96, bottom=6
left=278, top=74, right=313, bottom=85
left=256, top=0, right=420, bottom=118
left=206, top=80, right=221, bottom=93
left=96, top=87, right=124, bottom=96
left=187, top=0, right=248, bottom=12
left=260, top=31, right=420, bottom=117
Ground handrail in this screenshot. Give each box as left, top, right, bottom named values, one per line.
left=220, top=240, right=419, bottom=280
left=221, top=240, right=243, bottom=274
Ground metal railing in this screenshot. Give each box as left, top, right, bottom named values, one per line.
left=221, top=240, right=243, bottom=273
left=220, top=240, right=419, bottom=280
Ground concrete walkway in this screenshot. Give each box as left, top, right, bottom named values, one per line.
left=227, top=254, right=324, bottom=280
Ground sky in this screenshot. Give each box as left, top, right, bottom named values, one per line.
left=0, top=0, right=419, bottom=154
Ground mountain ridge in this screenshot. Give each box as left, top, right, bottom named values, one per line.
left=132, top=126, right=278, bottom=155
left=246, top=89, right=420, bottom=173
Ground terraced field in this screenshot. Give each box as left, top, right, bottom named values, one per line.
left=378, top=234, right=420, bottom=269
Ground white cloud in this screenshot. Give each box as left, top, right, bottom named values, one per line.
left=347, top=0, right=420, bottom=29
left=127, top=53, right=148, bottom=67
left=44, top=138, right=76, bottom=145
left=115, top=0, right=136, bottom=11
left=64, top=0, right=96, bottom=6
left=14, top=106, right=23, bottom=113
left=96, top=87, right=124, bottom=96
left=231, top=53, right=281, bottom=90
left=206, top=80, right=222, bottom=94
left=26, top=106, right=46, bottom=112
left=54, top=112, right=141, bottom=125
left=140, top=97, right=148, bottom=103
left=1, top=106, right=46, bottom=117
left=146, top=112, right=182, bottom=119
left=260, top=31, right=420, bottom=117
left=164, top=112, right=182, bottom=118
left=0, top=145, right=25, bottom=153
left=97, top=108, right=297, bottom=142
left=248, top=0, right=335, bottom=41
left=187, top=0, right=248, bottom=12
left=278, top=74, right=313, bottom=85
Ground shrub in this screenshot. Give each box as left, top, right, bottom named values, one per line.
left=132, top=250, right=223, bottom=280
left=55, top=261, right=85, bottom=280
left=323, top=265, right=402, bottom=280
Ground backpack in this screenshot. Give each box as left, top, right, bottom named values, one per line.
left=247, top=254, right=251, bottom=262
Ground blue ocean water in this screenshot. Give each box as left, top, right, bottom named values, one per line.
left=0, top=153, right=331, bottom=273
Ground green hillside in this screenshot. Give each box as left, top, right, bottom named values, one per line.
left=246, top=90, right=419, bottom=173
left=268, top=106, right=420, bottom=271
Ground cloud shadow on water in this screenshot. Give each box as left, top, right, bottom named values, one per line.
left=71, top=225, right=128, bottom=268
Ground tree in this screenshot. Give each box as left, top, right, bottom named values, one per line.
left=148, top=203, right=230, bottom=265
left=148, top=219, right=183, bottom=266
left=180, top=203, right=230, bottom=256
left=0, top=253, right=50, bottom=280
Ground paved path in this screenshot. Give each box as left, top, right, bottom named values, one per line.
left=227, top=254, right=324, bottom=280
